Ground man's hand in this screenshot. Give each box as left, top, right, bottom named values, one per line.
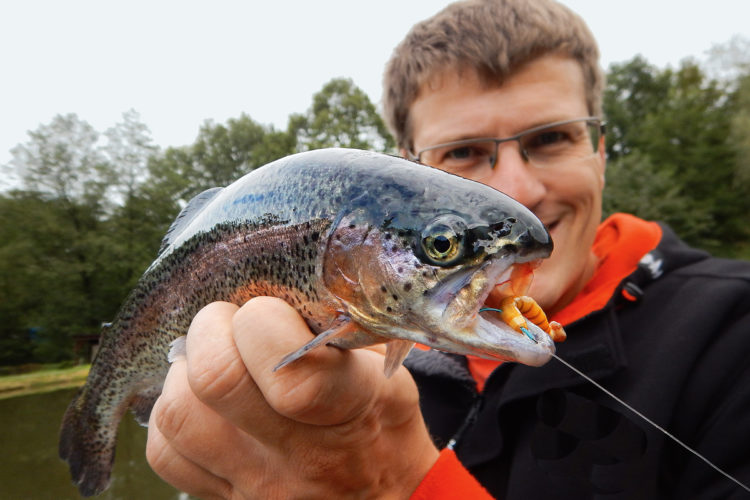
left=146, top=297, right=440, bottom=499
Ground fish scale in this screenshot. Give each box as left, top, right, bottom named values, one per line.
left=59, top=148, right=557, bottom=496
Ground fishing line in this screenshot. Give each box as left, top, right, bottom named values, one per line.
left=550, top=352, right=750, bottom=494
left=479, top=307, right=749, bottom=492
left=479, top=307, right=537, bottom=342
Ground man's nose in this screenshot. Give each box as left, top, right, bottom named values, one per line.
left=485, top=142, right=546, bottom=208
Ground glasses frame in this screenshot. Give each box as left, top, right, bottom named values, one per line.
left=410, top=116, right=606, bottom=170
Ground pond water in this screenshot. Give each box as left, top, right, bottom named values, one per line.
left=0, top=388, right=185, bottom=499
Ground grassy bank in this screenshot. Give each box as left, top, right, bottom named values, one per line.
left=0, top=364, right=90, bottom=400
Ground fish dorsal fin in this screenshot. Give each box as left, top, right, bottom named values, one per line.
left=158, top=187, right=223, bottom=255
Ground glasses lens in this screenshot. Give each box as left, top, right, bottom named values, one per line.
left=419, top=140, right=497, bottom=178
left=520, top=120, right=600, bottom=168
left=417, top=118, right=602, bottom=178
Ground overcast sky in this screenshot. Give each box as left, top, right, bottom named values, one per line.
left=2, top=0, right=749, bottom=175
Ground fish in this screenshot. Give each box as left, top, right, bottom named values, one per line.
left=58, top=148, right=556, bottom=496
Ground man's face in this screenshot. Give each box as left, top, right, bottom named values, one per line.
left=406, top=54, right=606, bottom=314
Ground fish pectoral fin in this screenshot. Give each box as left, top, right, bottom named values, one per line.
left=273, top=319, right=358, bottom=373
left=383, top=340, right=415, bottom=378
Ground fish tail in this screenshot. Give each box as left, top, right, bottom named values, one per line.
left=59, top=386, right=119, bottom=497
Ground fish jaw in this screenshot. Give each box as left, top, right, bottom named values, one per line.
left=472, top=312, right=555, bottom=366
left=406, top=309, right=555, bottom=366
left=417, top=257, right=556, bottom=366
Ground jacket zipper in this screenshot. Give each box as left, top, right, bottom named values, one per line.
left=446, top=393, right=484, bottom=450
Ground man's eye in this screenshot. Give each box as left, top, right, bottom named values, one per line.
left=446, top=146, right=474, bottom=160
left=528, top=130, right=568, bottom=148
left=445, top=145, right=488, bottom=161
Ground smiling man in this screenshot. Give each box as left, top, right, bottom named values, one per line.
left=404, top=55, right=605, bottom=315
left=381, top=1, right=750, bottom=497
left=146, top=1, right=750, bottom=498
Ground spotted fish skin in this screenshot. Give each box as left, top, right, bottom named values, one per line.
left=59, top=148, right=554, bottom=496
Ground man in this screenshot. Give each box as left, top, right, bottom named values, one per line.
left=146, top=1, right=750, bottom=498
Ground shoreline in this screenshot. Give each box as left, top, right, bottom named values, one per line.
left=0, top=365, right=89, bottom=400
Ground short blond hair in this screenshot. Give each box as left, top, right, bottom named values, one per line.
left=383, top=0, right=604, bottom=151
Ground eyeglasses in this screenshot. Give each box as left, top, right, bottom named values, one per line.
left=410, top=117, right=605, bottom=181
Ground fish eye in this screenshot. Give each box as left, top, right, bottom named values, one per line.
left=420, top=215, right=467, bottom=266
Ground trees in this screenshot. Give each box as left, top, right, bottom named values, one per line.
left=145, top=78, right=395, bottom=207
left=602, top=54, right=750, bottom=257
left=4, top=114, right=111, bottom=362
left=289, top=78, right=395, bottom=153
left=1, top=112, right=160, bottom=363
left=3, top=65, right=749, bottom=366
left=147, top=114, right=295, bottom=204
left=0, top=192, right=48, bottom=364
left=0, top=78, right=392, bottom=365
left=9, top=114, right=111, bottom=209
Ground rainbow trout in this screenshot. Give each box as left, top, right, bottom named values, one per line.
left=59, top=148, right=555, bottom=496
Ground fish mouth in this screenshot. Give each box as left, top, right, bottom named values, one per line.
left=473, top=259, right=555, bottom=366
left=426, top=257, right=555, bottom=366
left=473, top=309, right=555, bottom=366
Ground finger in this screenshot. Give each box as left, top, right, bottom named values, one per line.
left=147, top=363, right=232, bottom=500
left=234, top=296, right=386, bottom=427
left=150, top=354, right=262, bottom=484
left=185, top=300, right=296, bottom=440
left=231, top=299, right=437, bottom=495
left=147, top=418, right=231, bottom=500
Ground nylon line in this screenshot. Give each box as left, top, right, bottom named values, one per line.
left=551, top=353, right=750, bottom=494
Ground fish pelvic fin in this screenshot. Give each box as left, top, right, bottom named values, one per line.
left=58, top=388, right=116, bottom=497
left=384, top=340, right=415, bottom=378
left=273, top=317, right=414, bottom=378
left=273, top=319, right=359, bottom=372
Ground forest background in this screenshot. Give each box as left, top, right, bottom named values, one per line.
left=2, top=46, right=750, bottom=366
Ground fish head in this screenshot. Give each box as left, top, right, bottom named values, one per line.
left=322, top=160, right=556, bottom=367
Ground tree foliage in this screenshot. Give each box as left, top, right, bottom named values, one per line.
left=0, top=79, right=391, bottom=365
left=1, top=111, right=162, bottom=364
left=289, top=78, right=395, bottom=152
left=602, top=54, right=750, bottom=256
left=3, top=60, right=750, bottom=366
left=149, top=114, right=296, bottom=203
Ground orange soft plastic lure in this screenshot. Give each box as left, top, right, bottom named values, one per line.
left=496, top=295, right=566, bottom=343
left=485, top=261, right=566, bottom=343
